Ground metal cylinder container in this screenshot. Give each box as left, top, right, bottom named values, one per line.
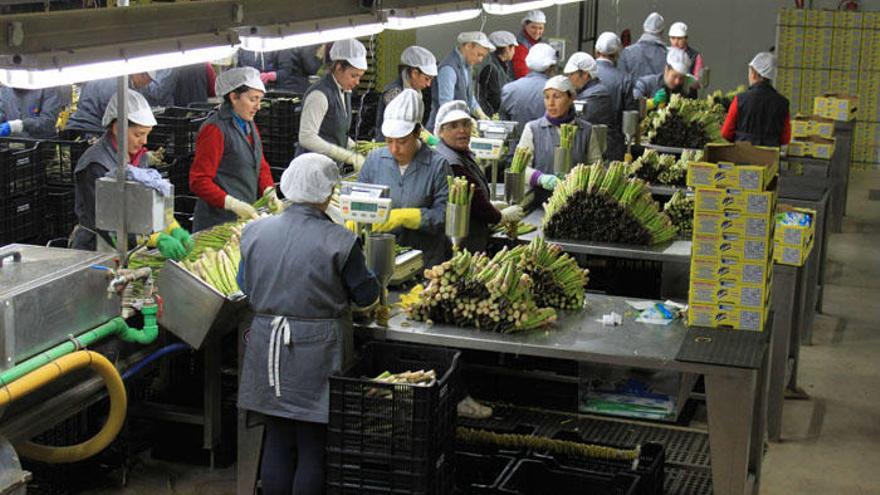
left=553, top=146, right=572, bottom=177
left=445, top=203, right=470, bottom=241
left=504, top=171, right=525, bottom=205
left=365, top=234, right=396, bottom=288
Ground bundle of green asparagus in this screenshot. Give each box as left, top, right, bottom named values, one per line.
left=664, top=190, right=694, bottom=235
left=179, top=242, right=243, bottom=297
left=559, top=123, right=578, bottom=151
left=403, top=249, right=558, bottom=333
left=493, top=237, right=590, bottom=310
left=456, top=427, right=641, bottom=462
left=448, top=176, right=476, bottom=206
left=642, top=94, right=725, bottom=149
left=626, top=149, right=703, bottom=186
left=354, top=140, right=387, bottom=155
left=373, top=369, right=436, bottom=385
left=509, top=146, right=534, bottom=174
left=543, top=162, right=678, bottom=245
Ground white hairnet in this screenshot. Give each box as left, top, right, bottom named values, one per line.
left=544, top=75, right=575, bottom=97
left=400, top=46, right=437, bottom=77
left=669, top=22, right=688, bottom=38
left=749, top=52, right=777, bottom=80
left=382, top=89, right=425, bottom=139
left=522, top=9, right=546, bottom=24
left=643, top=12, right=665, bottom=34
left=595, top=32, right=622, bottom=55
left=489, top=31, right=518, bottom=48
left=564, top=52, right=598, bottom=78
left=215, top=67, right=266, bottom=97
left=434, top=100, right=471, bottom=136
left=102, top=89, right=156, bottom=128
left=457, top=31, right=495, bottom=51
left=526, top=43, right=558, bottom=72
left=145, top=71, right=158, bottom=81
left=281, top=153, right=339, bottom=204
left=666, top=48, right=691, bottom=75
left=330, top=38, right=368, bottom=70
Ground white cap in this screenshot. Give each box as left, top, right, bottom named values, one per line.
left=526, top=43, right=557, bottom=72
left=433, top=100, right=471, bottom=136
left=330, top=38, right=368, bottom=71
left=489, top=31, right=517, bottom=48
left=666, top=48, right=691, bottom=75
left=749, top=52, right=777, bottom=80
left=595, top=32, right=622, bottom=55
left=281, top=153, right=339, bottom=204
left=643, top=12, right=665, bottom=34
left=146, top=71, right=158, bottom=81
left=382, top=89, right=424, bottom=139
left=564, top=52, right=598, bottom=78
left=457, top=32, right=495, bottom=51
left=522, top=9, right=546, bottom=24
left=102, top=89, right=157, bottom=128
left=669, top=22, right=688, bottom=38
left=215, top=67, right=266, bottom=97
left=543, top=75, right=575, bottom=97
left=400, top=46, right=437, bottom=77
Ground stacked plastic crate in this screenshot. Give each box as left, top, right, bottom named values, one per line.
left=0, top=140, right=44, bottom=245
left=776, top=8, right=880, bottom=170
left=253, top=91, right=302, bottom=181
left=147, top=106, right=214, bottom=195
left=686, top=143, right=780, bottom=331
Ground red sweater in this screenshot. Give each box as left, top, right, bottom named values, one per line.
left=189, top=123, right=275, bottom=208
left=512, top=31, right=540, bottom=80
left=721, top=95, right=792, bottom=145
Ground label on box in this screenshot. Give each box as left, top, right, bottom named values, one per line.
left=783, top=229, right=804, bottom=245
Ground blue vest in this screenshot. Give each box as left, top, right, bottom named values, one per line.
left=619, top=36, right=668, bottom=80
left=429, top=49, right=472, bottom=128
left=527, top=115, right=593, bottom=174
left=296, top=73, right=352, bottom=159
left=500, top=72, right=550, bottom=125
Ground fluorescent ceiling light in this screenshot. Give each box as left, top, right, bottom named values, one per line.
left=240, top=15, right=385, bottom=52
left=554, top=0, right=583, bottom=4
left=0, top=44, right=236, bottom=89
left=482, top=0, right=555, bottom=15
left=384, top=5, right=482, bottom=30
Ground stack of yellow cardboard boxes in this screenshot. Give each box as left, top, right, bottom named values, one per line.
left=773, top=206, right=816, bottom=267
left=788, top=113, right=838, bottom=160
left=686, top=143, right=779, bottom=331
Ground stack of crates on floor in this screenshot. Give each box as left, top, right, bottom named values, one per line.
left=41, top=133, right=91, bottom=242
left=774, top=206, right=816, bottom=266
left=686, top=142, right=780, bottom=331
left=253, top=91, right=302, bottom=181
left=326, top=342, right=461, bottom=494
left=0, top=140, right=44, bottom=245
left=148, top=106, right=214, bottom=195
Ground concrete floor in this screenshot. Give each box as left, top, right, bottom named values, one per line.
left=78, top=170, right=880, bottom=495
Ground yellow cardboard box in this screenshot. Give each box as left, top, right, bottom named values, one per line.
left=694, top=187, right=777, bottom=216
left=687, top=142, right=780, bottom=191
left=693, top=210, right=774, bottom=239
left=774, top=206, right=816, bottom=246
left=692, top=233, right=773, bottom=262
left=774, top=239, right=814, bottom=266
left=689, top=276, right=772, bottom=309
left=787, top=136, right=836, bottom=159
left=687, top=302, right=770, bottom=331
left=813, top=93, right=859, bottom=121
left=691, top=255, right=773, bottom=286
left=791, top=115, right=836, bottom=139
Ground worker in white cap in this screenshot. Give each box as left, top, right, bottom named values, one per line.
left=66, top=72, right=163, bottom=137
left=721, top=52, right=791, bottom=147
left=668, top=22, right=705, bottom=97
left=238, top=152, right=380, bottom=495
left=0, top=85, right=66, bottom=139
left=517, top=75, right=603, bottom=204
left=71, top=89, right=191, bottom=260
left=191, top=67, right=280, bottom=232
left=375, top=46, right=437, bottom=141
left=478, top=31, right=517, bottom=116
left=634, top=48, right=692, bottom=110
left=297, top=38, right=369, bottom=172
left=428, top=32, right=495, bottom=129
left=594, top=32, right=635, bottom=160
left=619, top=12, right=668, bottom=79
left=500, top=42, right=558, bottom=125
left=512, top=9, right=547, bottom=79
left=358, top=90, right=451, bottom=267
left=433, top=100, right=523, bottom=256
left=564, top=52, right=613, bottom=134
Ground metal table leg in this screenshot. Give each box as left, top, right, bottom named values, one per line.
left=705, top=367, right=760, bottom=495
left=768, top=265, right=798, bottom=441
left=203, top=333, right=222, bottom=468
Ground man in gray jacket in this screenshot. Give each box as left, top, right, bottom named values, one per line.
left=619, top=12, right=668, bottom=79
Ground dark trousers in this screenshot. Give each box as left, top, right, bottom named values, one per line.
left=260, top=415, right=327, bottom=495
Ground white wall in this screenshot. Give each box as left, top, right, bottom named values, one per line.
left=415, top=1, right=874, bottom=93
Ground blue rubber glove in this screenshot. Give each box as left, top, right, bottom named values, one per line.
left=538, top=174, right=558, bottom=191
left=156, top=233, right=187, bottom=261
left=0, top=123, right=10, bottom=137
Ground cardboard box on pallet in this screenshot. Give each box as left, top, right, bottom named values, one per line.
left=687, top=302, right=771, bottom=332
left=791, top=115, right=836, bottom=139
left=787, top=136, right=836, bottom=160
left=694, top=187, right=777, bottom=216
left=693, top=210, right=774, bottom=239
left=813, top=93, right=859, bottom=121
left=687, top=142, right=779, bottom=191
left=691, top=255, right=774, bottom=286
left=774, top=239, right=815, bottom=266
left=775, top=206, right=816, bottom=247
left=692, top=233, right=773, bottom=262
left=689, top=275, right=772, bottom=309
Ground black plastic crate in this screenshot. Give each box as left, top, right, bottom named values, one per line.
left=455, top=452, right=516, bottom=494
left=498, top=459, right=640, bottom=495
left=1, top=190, right=46, bottom=245
left=0, top=140, right=43, bottom=196
left=531, top=431, right=664, bottom=495
left=151, top=155, right=189, bottom=195
left=173, top=195, right=198, bottom=233
left=327, top=342, right=461, bottom=494
left=45, top=187, right=77, bottom=242
left=326, top=444, right=454, bottom=495
left=0, top=134, right=92, bottom=188
left=148, top=106, right=212, bottom=158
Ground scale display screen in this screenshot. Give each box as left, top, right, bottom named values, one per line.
left=471, top=141, right=493, bottom=150
left=350, top=201, right=378, bottom=212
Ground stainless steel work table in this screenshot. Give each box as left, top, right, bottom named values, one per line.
left=361, top=294, right=771, bottom=495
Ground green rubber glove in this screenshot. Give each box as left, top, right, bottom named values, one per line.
left=652, top=88, right=669, bottom=107
left=157, top=233, right=187, bottom=261
left=170, top=227, right=193, bottom=253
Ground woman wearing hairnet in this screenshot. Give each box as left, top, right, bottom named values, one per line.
left=721, top=52, right=791, bottom=147
left=428, top=32, right=495, bottom=129
left=477, top=31, right=517, bottom=116
left=237, top=153, right=380, bottom=495
left=434, top=100, right=524, bottom=254
left=296, top=39, right=369, bottom=172
left=375, top=46, right=437, bottom=141
left=512, top=10, right=547, bottom=79
left=633, top=48, right=693, bottom=110
left=190, top=67, right=280, bottom=232
left=517, top=76, right=603, bottom=204
left=71, top=89, right=192, bottom=258
left=359, top=89, right=452, bottom=268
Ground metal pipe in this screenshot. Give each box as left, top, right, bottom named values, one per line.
left=116, top=76, right=129, bottom=267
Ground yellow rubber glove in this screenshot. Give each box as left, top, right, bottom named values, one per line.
left=345, top=220, right=358, bottom=233
left=372, top=208, right=421, bottom=233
